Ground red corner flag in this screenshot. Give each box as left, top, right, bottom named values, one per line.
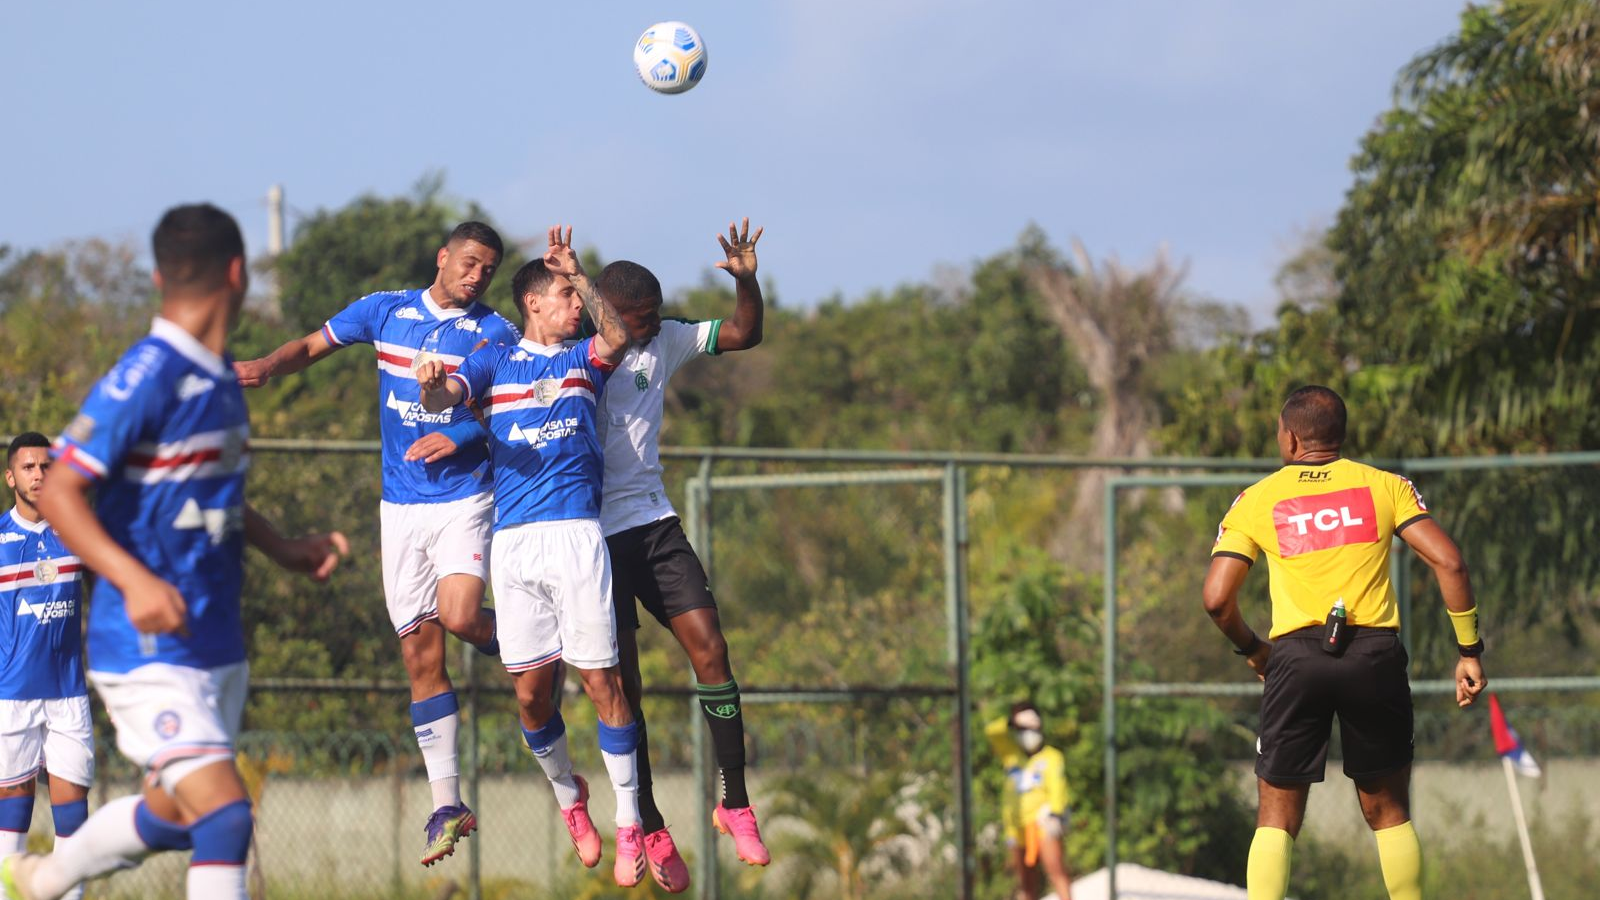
left=1490, top=693, right=1542, bottom=778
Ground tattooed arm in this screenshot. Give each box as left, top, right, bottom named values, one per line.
left=543, top=225, right=631, bottom=365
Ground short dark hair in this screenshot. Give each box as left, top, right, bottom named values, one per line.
left=511, top=259, right=557, bottom=311
left=1008, top=701, right=1041, bottom=728
left=448, top=221, right=503, bottom=261
left=152, top=203, right=245, bottom=291
left=597, top=260, right=662, bottom=310
left=7, top=432, right=50, bottom=466
left=1281, top=385, right=1347, bottom=449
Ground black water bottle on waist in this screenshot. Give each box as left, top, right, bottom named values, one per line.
left=1322, top=598, right=1350, bottom=655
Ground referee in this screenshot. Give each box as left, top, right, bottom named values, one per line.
left=1201, top=386, right=1486, bottom=900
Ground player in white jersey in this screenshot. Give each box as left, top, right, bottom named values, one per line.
left=2, top=204, right=347, bottom=900
left=235, top=222, right=519, bottom=865
left=0, top=434, right=91, bottom=900
left=419, top=226, right=647, bottom=886
left=595, top=219, right=770, bottom=891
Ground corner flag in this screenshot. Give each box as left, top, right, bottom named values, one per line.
left=1490, top=693, right=1541, bottom=778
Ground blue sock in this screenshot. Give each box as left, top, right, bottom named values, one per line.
left=0, top=795, right=34, bottom=835
left=597, top=719, right=640, bottom=755
left=134, top=800, right=192, bottom=852
left=521, top=710, right=566, bottom=754
left=189, top=800, right=252, bottom=865
left=410, top=691, right=459, bottom=727
left=51, top=799, right=88, bottom=838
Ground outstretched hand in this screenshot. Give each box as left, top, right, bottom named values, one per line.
left=278, top=532, right=350, bottom=582
left=714, top=218, right=763, bottom=280
left=543, top=225, right=583, bottom=280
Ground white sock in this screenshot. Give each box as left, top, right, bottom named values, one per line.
left=27, top=796, right=146, bottom=900
left=0, top=830, right=25, bottom=854
left=186, top=863, right=246, bottom=899
left=601, top=748, right=640, bottom=828
left=414, top=712, right=461, bottom=809
left=530, top=733, right=582, bottom=809
left=52, top=832, right=84, bottom=900
left=428, top=776, right=460, bottom=811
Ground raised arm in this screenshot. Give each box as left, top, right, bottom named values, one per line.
left=415, top=359, right=466, bottom=413
left=1399, top=517, right=1486, bottom=707
left=712, top=218, right=765, bottom=352
left=37, top=463, right=187, bottom=635
left=235, top=329, right=340, bottom=388
left=543, top=225, right=630, bottom=365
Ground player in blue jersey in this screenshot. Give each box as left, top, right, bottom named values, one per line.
left=235, top=222, right=520, bottom=864
left=416, top=225, right=648, bottom=886
left=0, top=434, right=92, bottom=900
left=1, top=204, right=348, bottom=900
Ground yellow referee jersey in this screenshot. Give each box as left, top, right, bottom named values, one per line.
left=985, top=717, right=1069, bottom=840
left=1211, top=458, right=1430, bottom=637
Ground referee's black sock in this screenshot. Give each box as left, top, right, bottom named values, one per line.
left=697, top=679, right=749, bottom=808
left=634, top=715, right=667, bottom=834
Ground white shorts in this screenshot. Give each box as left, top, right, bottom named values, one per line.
left=89, top=662, right=247, bottom=793
left=0, top=696, right=94, bottom=789
left=380, top=492, right=493, bottom=636
left=491, top=519, right=618, bottom=671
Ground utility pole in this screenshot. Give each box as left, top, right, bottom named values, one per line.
left=267, top=184, right=285, bottom=256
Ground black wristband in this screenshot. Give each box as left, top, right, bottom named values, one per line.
left=1458, top=639, right=1485, bottom=658
left=1233, top=634, right=1264, bottom=656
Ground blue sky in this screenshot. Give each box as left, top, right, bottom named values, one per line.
left=1, top=1, right=1467, bottom=321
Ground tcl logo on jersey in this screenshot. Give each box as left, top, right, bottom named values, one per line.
left=1273, top=487, right=1379, bottom=557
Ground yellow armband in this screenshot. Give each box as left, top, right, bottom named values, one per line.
left=1447, top=606, right=1480, bottom=646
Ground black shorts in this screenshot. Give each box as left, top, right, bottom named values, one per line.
left=607, top=516, right=717, bottom=631
left=1256, top=627, right=1413, bottom=784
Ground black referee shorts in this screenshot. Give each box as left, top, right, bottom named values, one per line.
left=1256, top=627, right=1413, bottom=784
left=607, top=516, right=717, bottom=631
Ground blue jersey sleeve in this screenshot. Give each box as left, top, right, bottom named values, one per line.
left=483, top=313, right=522, bottom=346
left=53, top=343, right=169, bottom=482
left=322, top=292, right=388, bottom=347
left=449, top=345, right=496, bottom=405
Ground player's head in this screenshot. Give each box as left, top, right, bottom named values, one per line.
left=152, top=203, right=247, bottom=319
left=598, top=260, right=663, bottom=345
left=434, top=221, right=503, bottom=307
left=1278, top=385, right=1347, bottom=463
left=1008, top=701, right=1045, bottom=755
left=5, top=432, right=52, bottom=513
left=511, top=259, right=582, bottom=342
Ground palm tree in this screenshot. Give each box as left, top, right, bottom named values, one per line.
left=750, top=771, right=925, bottom=900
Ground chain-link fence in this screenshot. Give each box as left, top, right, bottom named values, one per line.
left=15, top=444, right=1598, bottom=899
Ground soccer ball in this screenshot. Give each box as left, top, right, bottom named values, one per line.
left=633, top=21, right=708, bottom=94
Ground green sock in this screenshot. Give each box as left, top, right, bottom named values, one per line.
left=696, top=679, right=748, bottom=807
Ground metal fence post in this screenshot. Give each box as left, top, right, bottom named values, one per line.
left=463, top=640, right=482, bottom=900
left=943, top=464, right=975, bottom=900
left=1103, top=479, right=1119, bottom=899
left=686, top=457, right=720, bottom=900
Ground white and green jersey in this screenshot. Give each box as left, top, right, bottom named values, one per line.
left=598, top=318, right=721, bottom=536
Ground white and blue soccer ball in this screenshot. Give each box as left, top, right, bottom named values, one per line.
left=633, top=21, right=708, bottom=95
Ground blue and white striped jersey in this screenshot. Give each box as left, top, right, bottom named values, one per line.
left=0, top=509, right=85, bottom=699
left=53, top=318, right=251, bottom=674
left=323, top=288, right=521, bottom=505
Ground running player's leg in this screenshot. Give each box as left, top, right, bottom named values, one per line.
left=15, top=664, right=251, bottom=900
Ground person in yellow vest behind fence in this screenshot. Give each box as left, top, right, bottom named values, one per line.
left=987, top=702, right=1074, bottom=900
